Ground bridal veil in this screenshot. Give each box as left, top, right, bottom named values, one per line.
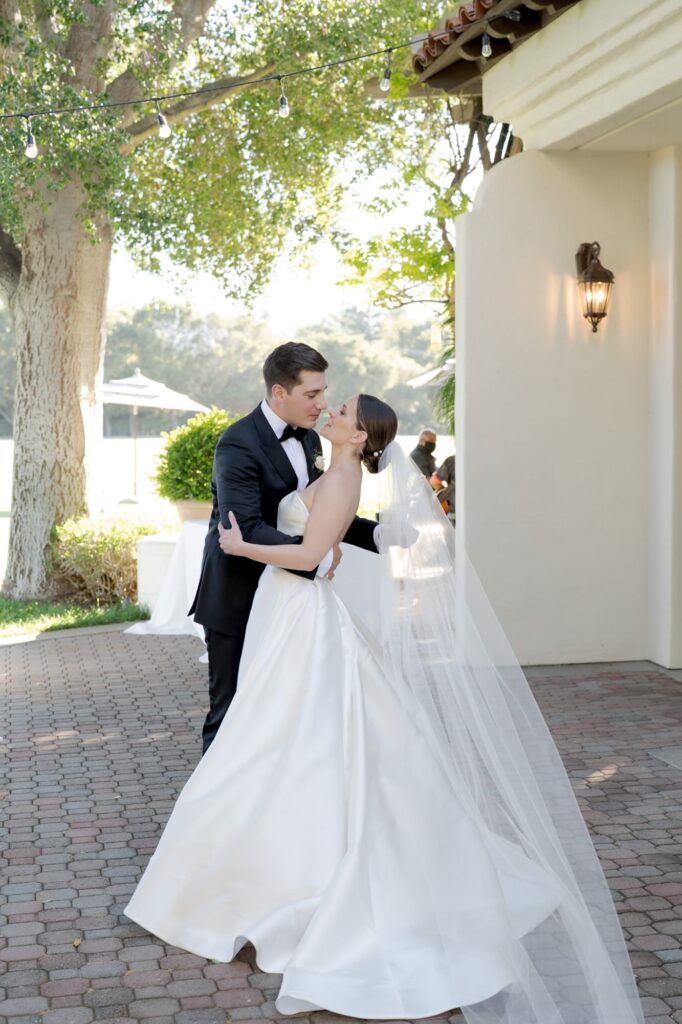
left=344, top=441, right=643, bottom=1024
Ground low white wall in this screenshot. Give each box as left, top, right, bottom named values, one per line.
left=0, top=437, right=167, bottom=512
left=456, top=149, right=651, bottom=664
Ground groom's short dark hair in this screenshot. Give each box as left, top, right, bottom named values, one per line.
left=263, top=342, right=328, bottom=393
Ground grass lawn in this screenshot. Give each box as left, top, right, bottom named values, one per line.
left=0, top=598, right=149, bottom=638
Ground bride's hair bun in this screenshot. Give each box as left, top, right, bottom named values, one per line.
left=356, top=395, right=398, bottom=475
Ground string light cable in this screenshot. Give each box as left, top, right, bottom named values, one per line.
left=0, top=8, right=521, bottom=155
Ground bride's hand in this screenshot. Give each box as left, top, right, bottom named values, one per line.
left=218, top=512, right=244, bottom=556
left=326, top=543, right=343, bottom=581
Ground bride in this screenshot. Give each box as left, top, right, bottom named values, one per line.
left=125, top=394, right=644, bottom=1024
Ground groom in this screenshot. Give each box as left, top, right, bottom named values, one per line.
left=190, top=341, right=379, bottom=753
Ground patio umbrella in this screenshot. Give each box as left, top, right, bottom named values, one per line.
left=102, top=368, right=209, bottom=497
left=406, top=357, right=456, bottom=388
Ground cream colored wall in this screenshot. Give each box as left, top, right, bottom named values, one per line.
left=455, top=0, right=682, bottom=665
left=456, top=149, right=651, bottom=664
left=483, top=0, right=682, bottom=152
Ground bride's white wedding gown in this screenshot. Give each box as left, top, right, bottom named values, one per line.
left=124, top=490, right=562, bottom=1019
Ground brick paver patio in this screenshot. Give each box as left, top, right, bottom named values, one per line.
left=2, top=627, right=682, bottom=1024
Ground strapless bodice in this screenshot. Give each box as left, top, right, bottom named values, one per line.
left=277, top=490, right=310, bottom=536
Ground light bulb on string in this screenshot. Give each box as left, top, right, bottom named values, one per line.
left=505, top=9, right=521, bottom=21
left=155, top=101, right=171, bottom=139
left=379, top=50, right=393, bottom=92
left=481, top=31, right=492, bottom=58
left=278, top=78, right=290, bottom=118
left=24, top=116, right=37, bottom=159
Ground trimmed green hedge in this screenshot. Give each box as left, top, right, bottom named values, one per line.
left=154, top=408, right=235, bottom=502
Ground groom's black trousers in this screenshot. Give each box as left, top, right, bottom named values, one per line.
left=201, top=628, right=245, bottom=755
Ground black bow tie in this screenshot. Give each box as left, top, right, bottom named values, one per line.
left=279, top=424, right=307, bottom=443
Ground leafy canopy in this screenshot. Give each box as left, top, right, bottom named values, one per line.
left=0, top=0, right=443, bottom=296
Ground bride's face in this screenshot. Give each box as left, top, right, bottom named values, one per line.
left=319, top=396, right=367, bottom=449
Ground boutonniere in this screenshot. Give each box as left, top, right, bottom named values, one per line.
left=314, top=453, right=326, bottom=472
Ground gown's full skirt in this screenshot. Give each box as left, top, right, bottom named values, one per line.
left=125, top=495, right=561, bottom=1018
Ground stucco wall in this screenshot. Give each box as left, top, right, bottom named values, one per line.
left=483, top=0, right=682, bottom=152
left=456, top=149, right=651, bottom=664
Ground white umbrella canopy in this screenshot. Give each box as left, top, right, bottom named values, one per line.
left=102, top=368, right=209, bottom=500
left=407, top=357, right=456, bottom=388
left=102, top=368, right=209, bottom=413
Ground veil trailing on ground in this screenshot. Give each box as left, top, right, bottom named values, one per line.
left=369, top=441, right=643, bottom=1024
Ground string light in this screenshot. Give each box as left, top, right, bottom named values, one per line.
left=379, top=49, right=393, bottom=92
left=24, top=116, right=38, bottom=158
left=278, top=77, right=290, bottom=118
left=1, top=8, right=514, bottom=150
left=155, top=101, right=171, bottom=139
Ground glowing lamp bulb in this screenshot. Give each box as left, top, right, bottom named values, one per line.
left=157, top=113, right=171, bottom=139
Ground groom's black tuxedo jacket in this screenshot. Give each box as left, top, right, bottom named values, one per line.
left=189, top=404, right=378, bottom=636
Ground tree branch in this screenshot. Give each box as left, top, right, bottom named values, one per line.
left=64, top=0, right=117, bottom=92
left=121, top=64, right=275, bottom=151
left=0, top=228, right=22, bottom=304
left=437, top=216, right=454, bottom=259
left=380, top=296, right=447, bottom=311
left=476, top=121, right=493, bottom=173
left=451, top=122, right=476, bottom=190
left=106, top=68, right=146, bottom=117
left=172, top=0, right=219, bottom=50
left=32, top=0, right=65, bottom=55
left=106, top=0, right=220, bottom=126
left=0, top=0, right=22, bottom=64
left=0, top=0, right=20, bottom=28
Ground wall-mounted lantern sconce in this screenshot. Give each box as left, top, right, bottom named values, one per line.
left=575, top=242, right=614, bottom=333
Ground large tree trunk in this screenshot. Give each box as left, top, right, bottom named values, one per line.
left=3, top=181, right=112, bottom=598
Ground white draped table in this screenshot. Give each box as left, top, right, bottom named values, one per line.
left=126, top=520, right=207, bottom=646
left=126, top=520, right=376, bottom=656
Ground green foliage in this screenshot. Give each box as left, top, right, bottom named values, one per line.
left=0, top=0, right=443, bottom=294
left=339, top=224, right=455, bottom=312
left=51, top=515, right=161, bottom=603
left=335, top=103, right=475, bottom=319
left=154, top=407, right=235, bottom=501
left=105, top=304, right=443, bottom=432
left=433, top=340, right=455, bottom=436
left=104, top=305, right=273, bottom=433
left=0, top=302, right=447, bottom=437
left=0, top=597, right=149, bottom=637
left=295, top=309, right=440, bottom=433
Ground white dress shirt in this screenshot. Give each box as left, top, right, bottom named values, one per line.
left=260, top=400, right=332, bottom=576
left=260, top=400, right=309, bottom=491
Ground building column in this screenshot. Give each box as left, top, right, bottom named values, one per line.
left=649, top=146, right=682, bottom=668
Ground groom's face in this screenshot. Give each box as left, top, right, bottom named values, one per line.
left=274, top=370, right=328, bottom=428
